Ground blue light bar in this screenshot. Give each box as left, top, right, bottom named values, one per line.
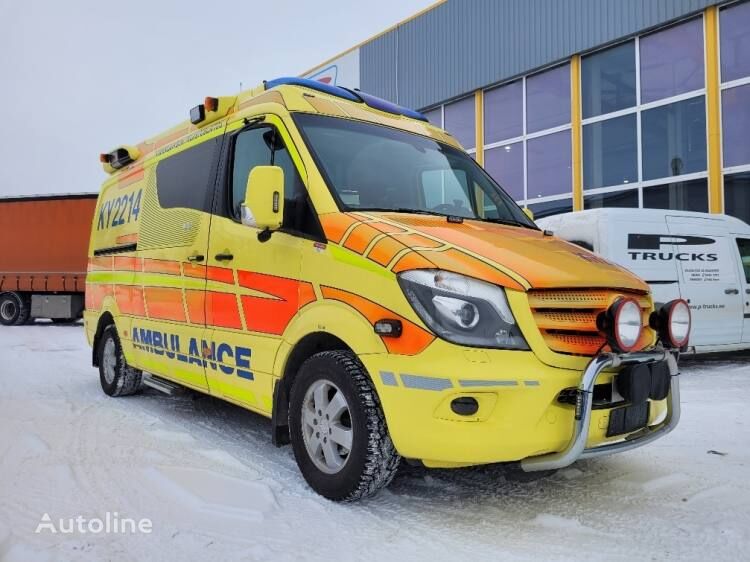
left=264, top=77, right=360, bottom=102
left=264, top=76, right=429, bottom=122
left=353, top=90, right=428, bottom=122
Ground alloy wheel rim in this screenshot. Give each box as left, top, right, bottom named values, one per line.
left=301, top=379, right=353, bottom=474
left=102, top=338, right=117, bottom=385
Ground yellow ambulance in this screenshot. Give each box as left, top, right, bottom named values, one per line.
left=86, top=77, right=691, bottom=501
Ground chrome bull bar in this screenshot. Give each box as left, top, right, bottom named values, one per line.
left=521, top=349, right=681, bottom=472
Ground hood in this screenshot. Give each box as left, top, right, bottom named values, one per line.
left=369, top=213, right=649, bottom=292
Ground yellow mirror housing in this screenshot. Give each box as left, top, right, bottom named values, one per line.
left=242, top=166, right=285, bottom=231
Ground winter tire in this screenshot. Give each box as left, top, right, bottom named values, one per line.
left=0, top=292, right=30, bottom=326
left=289, top=350, right=400, bottom=501
left=97, top=325, right=142, bottom=397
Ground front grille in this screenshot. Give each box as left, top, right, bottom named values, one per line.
left=528, top=289, right=653, bottom=356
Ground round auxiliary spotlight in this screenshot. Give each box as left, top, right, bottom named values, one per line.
left=598, top=297, right=643, bottom=353
left=650, top=299, right=691, bottom=349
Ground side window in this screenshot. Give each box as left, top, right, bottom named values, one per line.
left=157, top=136, right=220, bottom=212
left=420, top=169, right=473, bottom=216
left=230, top=126, right=318, bottom=236
left=737, top=238, right=750, bottom=283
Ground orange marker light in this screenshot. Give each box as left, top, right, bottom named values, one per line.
left=99, top=153, right=111, bottom=163
left=204, top=97, right=219, bottom=112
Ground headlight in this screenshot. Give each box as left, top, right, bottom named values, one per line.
left=598, top=297, right=643, bottom=352
left=397, top=270, right=529, bottom=349
left=650, top=299, right=691, bottom=349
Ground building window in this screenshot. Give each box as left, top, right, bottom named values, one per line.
left=479, top=63, right=571, bottom=215
left=583, top=114, right=638, bottom=190
left=584, top=189, right=639, bottom=209
left=525, top=64, right=570, bottom=133
left=484, top=143, right=524, bottom=201
left=639, top=18, right=704, bottom=103
left=423, top=107, right=442, bottom=127
left=527, top=131, right=571, bottom=199
left=724, top=172, right=750, bottom=225
left=642, top=178, right=708, bottom=212
left=484, top=80, right=523, bottom=144
left=641, top=96, right=707, bottom=181
left=722, top=83, right=750, bottom=169
left=580, top=16, right=707, bottom=213
left=720, top=1, right=750, bottom=83
left=443, top=96, right=475, bottom=150
left=582, top=41, right=636, bottom=119
left=528, top=197, right=573, bottom=219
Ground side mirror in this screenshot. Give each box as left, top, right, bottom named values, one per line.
left=523, top=207, right=534, bottom=221
left=241, top=166, right=285, bottom=232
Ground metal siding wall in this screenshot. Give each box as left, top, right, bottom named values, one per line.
left=361, top=0, right=721, bottom=109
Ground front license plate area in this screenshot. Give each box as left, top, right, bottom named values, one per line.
left=606, top=401, right=650, bottom=438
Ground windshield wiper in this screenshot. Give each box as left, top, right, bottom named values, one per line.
left=482, top=217, right=539, bottom=230
left=356, top=207, right=450, bottom=217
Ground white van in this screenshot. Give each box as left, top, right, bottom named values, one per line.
left=537, top=209, right=750, bottom=354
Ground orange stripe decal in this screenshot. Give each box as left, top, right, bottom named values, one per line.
left=142, top=258, right=182, bottom=276
left=144, top=287, right=186, bottom=322
left=116, top=233, right=139, bottom=245
left=206, top=292, right=243, bottom=330
left=342, top=223, right=381, bottom=255
left=88, top=256, right=114, bottom=272
left=85, top=283, right=113, bottom=311
left=238, top=271, right=315, bottom=335
left=183, top=263, right=235, bottom=284
left=320, top=286, right=435, bottom=355
left=421, top=249, right=525, bottom=291
left=319, top=213, right=360, bottom=244
left=113, top=256, right=139, bottom=272
left=185, top=289, right=205, bottom=325
left=368, top=236, right=407, bottom=267
left=392, top=251, right=435, bottom=273
left=392, top=233, right=442, bottom=248
left=114, top=285, right=146, bottom=317
left=117, top=167, right=144, bottom=189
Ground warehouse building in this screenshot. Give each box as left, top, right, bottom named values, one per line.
left=303, top=0, right=750, bottom=221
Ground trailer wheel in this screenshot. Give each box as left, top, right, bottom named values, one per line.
left=97, top=325, right=142, bottom=396
left=0, top=292, right=30, bottom=326
left=288, top=350, right=401, bottom=501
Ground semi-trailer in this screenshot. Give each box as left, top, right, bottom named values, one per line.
left=0, top=193, right=96, bottom=325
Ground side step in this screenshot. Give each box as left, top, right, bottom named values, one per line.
left=142, top=373, right=184, bottom=395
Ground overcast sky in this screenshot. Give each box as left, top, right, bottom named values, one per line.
left=0, top=0, right=433, bottom=197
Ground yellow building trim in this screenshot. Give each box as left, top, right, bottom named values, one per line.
left=704, top=6, right=723, bottom=214
left=570, top=55, right=583, bottom=211
left=300, top=0, right=449, bottom=77
left=475, top=90, right=484, bottom=166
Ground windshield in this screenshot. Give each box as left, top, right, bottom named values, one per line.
left=294, top=114, right=536, bottom=229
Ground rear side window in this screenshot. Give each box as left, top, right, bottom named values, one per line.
left=230, top=126, right=319, bottom=237
left=156, top=137, right=221, bottom=212
left=737, top=238, right=750, bottom=282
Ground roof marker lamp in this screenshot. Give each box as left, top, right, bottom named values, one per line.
left=598, top=297, right=642, bottom=353
left=650, top=299, right=691, bottom=349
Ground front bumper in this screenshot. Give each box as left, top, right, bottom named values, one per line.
left=520, top=349, right=680, bottom=472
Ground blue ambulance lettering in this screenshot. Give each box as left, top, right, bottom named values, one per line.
left=132, top=326, right=253, bottom=380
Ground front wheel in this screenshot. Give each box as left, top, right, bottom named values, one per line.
left=97, top=325, right=142, bottom=396
left=289, top=351, right=400, bottom=501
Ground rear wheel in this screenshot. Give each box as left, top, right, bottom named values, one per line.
left=0, top=292, right=30, bottom=326
left=97, top=325, right=142, bottom=396
left=289, top=350, right=400, bottom=501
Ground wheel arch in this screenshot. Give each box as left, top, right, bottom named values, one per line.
left=91, top=311, right=115, bottom=367
left=271, top=331, right=355, bottom=446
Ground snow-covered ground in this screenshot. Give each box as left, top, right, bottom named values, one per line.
left=0, top=325, right=748, bottom=562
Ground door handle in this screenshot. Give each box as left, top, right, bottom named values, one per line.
left=725, top=288, right=740, bottom=295
left=187, top=254, right=205, bottom=262
left=215, top=253, right=234, bottom=262
left=746, top=289, right=750, bottom=295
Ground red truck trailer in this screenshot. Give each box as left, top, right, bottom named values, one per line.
left=0, top=193, right=97, bottom=325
